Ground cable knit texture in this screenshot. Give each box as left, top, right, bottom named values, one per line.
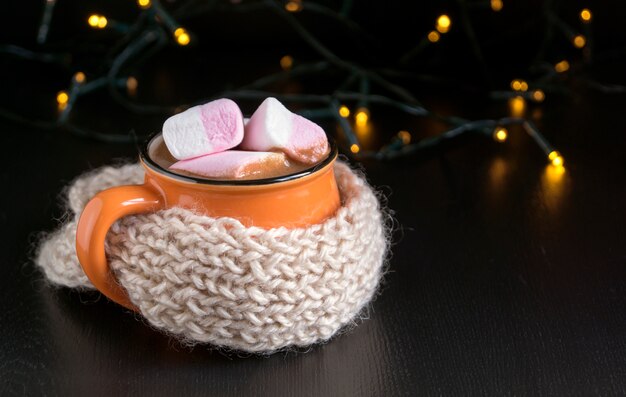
left=36, top=161, right=387, bottom=353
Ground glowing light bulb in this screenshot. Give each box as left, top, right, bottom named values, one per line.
left=137, top=0, right=151, bottom=8
left=436, top=14, right=451, bottom=33
left=427, top=31, right=440, bottom=43
left=355, top=107, right=369, bottom=127
left=56, top=91, right=69, bottom=105
left=88, top=14, right=107, bottom=29
left=285, top=0, right=302, bottom=12
left=548, top=151, right=564, bottom=167
left=493, top=127, right=508, bottom=142
left=88, top=15, right=100, bottom=27
left=510, top=79, right=521, bottom=91
left=174, top=28, right=190, bottom=45
left=580, top=8, right=592, bottom=23
left=519, top=81, right=528, bottom=92
left=338, top=105, right=350, bottom=118
left=554, top=60, right=570, bottom=73
left=126, top=76, right=138, bottom=95
left=350, top=144, right=360, bottom=154
left=491, top=0, right=503, bottom=12
left=280, top=55, right=293, bottom=70
left=573, top=35, right=586, bottom=48
left=73, top=72, right=86, bottom=84
left=397, top=130, right=411, bottom=145
left=532, top=89, right=545, bottom=102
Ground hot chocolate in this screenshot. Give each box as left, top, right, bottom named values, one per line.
left=148, top=135, right=313, bottom=180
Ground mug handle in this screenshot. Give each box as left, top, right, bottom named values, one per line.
left=76, top=184, right=163, bottom=311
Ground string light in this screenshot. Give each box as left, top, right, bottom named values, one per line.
left=285, top=0, right=302, bottom=12
left=56, top=91, right=68, bottom=110
left=22, top=0, right=568, bottom=165
left=490, top=0, right=503, bottom=12
left=280, top=55, right=293, bottom=70
left=126, top=76, right=138, bottom=95
left=520, top=81, right=528, bottom=91
left=554, top=60, right=570, bottom=73
left=397, top=130, right=411, bottom=144
left=427, top=31, right=440, bottom=43
left=493, top=127, right=508, bottom=142
left=73, top=72, right=86, bottom=84
left=87, top=14, right=107, bottom=29
left=137, top=0, right=152, bottom=9
left=548, top=151, right=564, bottom=167
left=580, top=8, right=592, bottom=23
left=436, top=14, right=451, bottom=34
left=532, top=89, right=545, bottom=102
left=573, top=34, right=586, bottom=48
left=511, top=79, right=528, bottom=92
left=174, top=28, right=190, bottom=46
left=338, top=105, right=350, bottom=118
left=355, top=107, right=369, bottom=127
left=56, top=91, right=68, bottom=105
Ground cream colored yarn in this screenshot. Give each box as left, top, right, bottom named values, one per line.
left=37, top=161, right=387, bottom=353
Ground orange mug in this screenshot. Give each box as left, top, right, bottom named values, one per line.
left=76, top=133, right=340, bottom=311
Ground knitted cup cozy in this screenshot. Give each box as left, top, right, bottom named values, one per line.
left=36, top=161, right=388, bottom=353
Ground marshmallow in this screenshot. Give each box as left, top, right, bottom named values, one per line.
left=163, top=99, right=244, bottom=160
left=170, top=150, right=291, bottom=180
left=240, top=97, right=329, bottom=164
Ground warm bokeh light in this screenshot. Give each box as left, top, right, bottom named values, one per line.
left=548, top=151, right=564, bottom=167
left=280, top=55, right=293, bottom=70
left=73, top=72, right=86, bottom=84
left=580, top=8, right=592, bottom=23
left=493, top=127, right=508, bottom=142
left=510, top=79, right=528, bottom=92
left=397, top=130, right=411, bottom=144
left=56, top=91, right=69, bottom=105
left=532, top=89, right=545, bottom=102
left=137, top=0, right=151, bottom=8
left=519, top=81, right=528, bottom=91
left=88, top=14, right=107, bottom=29
left=509, top=96, right=525, bottom=117
left=436, top=15, right=451, bottom=33
left=285, top=0, right=302, bottom=12
left=573, top=35, right=586, bottom=48
left=355, top=107, right=369, bottom=127
left=126, top=76, right=138, bottom=95
left=338, top=105, right=350, bottom=118
left=427, top=31, right=440, bottom=43
left=350, top=144, right=360, bottom=154
left=554, top=60, right=570, bottom=73
left=491, top=0, right=503, bottom=12
left=174, top=28, right=190, bottom=45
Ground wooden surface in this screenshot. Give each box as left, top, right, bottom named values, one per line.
left=2, top=2, right=626, bottom=395
left=2, top=86, right=626, bottom=395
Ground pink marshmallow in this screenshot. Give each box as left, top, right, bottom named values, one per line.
left=170, top=150, right=291, bottom=180
left=163, top=98, right=244, bottom=160
left=240, top=97, right=329, bottom=164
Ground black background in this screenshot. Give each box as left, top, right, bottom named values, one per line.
left=2, top=1, right=626, bottom=395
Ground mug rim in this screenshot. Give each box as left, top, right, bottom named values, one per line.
left=140, top=132, right=338, bottom=186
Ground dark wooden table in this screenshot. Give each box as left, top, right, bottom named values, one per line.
left=3, top=84, right=626, bottom=395
left=2, top=3, right=626, bottom=394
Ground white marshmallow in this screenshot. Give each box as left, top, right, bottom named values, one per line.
left=163, top=98, right=244, bottom=160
